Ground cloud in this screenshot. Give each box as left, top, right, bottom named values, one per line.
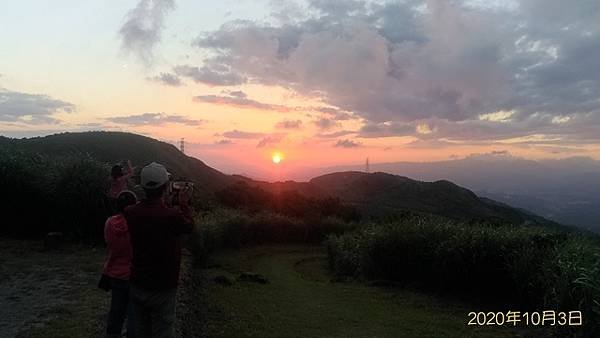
left=334, top=139, right=361, bottom=148
left=194, top=92, right=294, bottom=112
left=404, top=139, right=459, bottom=149
left=465, top=150, right=517, bottom=161
left=106, top=112, right=204, bottom=126
left=77, top=122, right=105, bottom=128
left=188, top=0, right=600, bottom=145
left=148, top=72, right=182, bottom=86
left=315, top=107, right=356, bottom=120
left=222, top=129, right=264, bottom=139
left=119, top=0, right=175, bottom=64
left=358, top=122, right=414, bottom=138
left=226, top=90, right=247, bottom=98
left=276, top=119, right=302, bottom=129
left=220, top=129, right=285, bottom=147
left=313, top=117, right=338, bottom=130
left=316, top=130, right=356, bottom=138
left=257, top=134, right=285, bottom=148
left=0, top=88, right=74, bottom=124
left=174, top=64, right=246, bottom=86
left=215, top=139, right=233, bottom=145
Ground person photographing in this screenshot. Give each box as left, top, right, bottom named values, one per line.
left=124, top=162, right=194, bottom=337
left=107, top=160, right=134, bottom=212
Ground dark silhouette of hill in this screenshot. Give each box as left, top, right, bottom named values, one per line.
left=0, top=132, right=556, bottom=225
left=0, top=131, right=234, bottom=196
left=241, top=171, right=546, bottom=225
left=315, top=154, right=600, bottom=232
left=308, top=171, right=537, bottom=223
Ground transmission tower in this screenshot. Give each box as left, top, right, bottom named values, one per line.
left=179, top=138, right=185, bottom=154
left=365, top=157, right=370, bottom=173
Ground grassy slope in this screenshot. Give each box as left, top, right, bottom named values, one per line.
left=194, top=246, right=527, bottom=338
left=251, top=171, right=547, bottom=226
left=1, top=131, right=233, bottom=196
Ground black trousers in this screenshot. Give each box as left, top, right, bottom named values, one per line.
left=107, top=277, right=134, bottom=337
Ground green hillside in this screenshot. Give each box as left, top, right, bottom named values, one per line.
left=0, top=131, right=234, bottom=196
left=310, top=171, right=546, bottom=224
left=246, top=171, right=546, bottom=225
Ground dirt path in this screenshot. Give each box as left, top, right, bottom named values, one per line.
left=0, top=239, right=199, bottom=338
left=0, top=238, right=108, bottom=338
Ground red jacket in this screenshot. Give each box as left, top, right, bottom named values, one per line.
left=103, top=214, right=132, bottom=280
left=124, top=199, right=194, bottom=290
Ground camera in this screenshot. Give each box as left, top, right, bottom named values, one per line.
left=168, top=181, right=194, bottom=206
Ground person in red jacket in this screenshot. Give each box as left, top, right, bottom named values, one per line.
left=125, top=162, right=194, bottom=337
left=103, top=190, right=137, bottom=338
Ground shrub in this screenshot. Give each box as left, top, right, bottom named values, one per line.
left=191, top=208, right=358, bottom=264
left=546, top=237, right=600, bottom=336
left=326, top=215, right=600, bottom=335
left=51, top=156, right=110, bottom=238
left=215, top=181, right=361, bottom=222
left=0, top=149, right=109, bottom=239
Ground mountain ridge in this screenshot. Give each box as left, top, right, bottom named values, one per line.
left=312, top=155, right=600, bottom=231
left=0, top=131, right=557, bottom=226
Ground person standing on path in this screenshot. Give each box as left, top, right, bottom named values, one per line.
left=124, top=162, right=194, bottom=337
left=103, top=190, right=137, bottom=338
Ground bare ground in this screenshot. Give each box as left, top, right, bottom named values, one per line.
left=0, top=238, right=196, bottom=338
left=0, top=238, right=108, bottom=338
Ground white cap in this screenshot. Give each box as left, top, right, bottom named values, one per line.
left=141, top=162, right=170, bottom=189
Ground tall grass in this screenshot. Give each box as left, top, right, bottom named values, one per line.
left=0, top=149, right=109, bottom=239
left=190, top=208, right=356, bottom=264
left=326, top=214, right=600, bottom=336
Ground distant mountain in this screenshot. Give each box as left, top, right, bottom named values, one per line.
left=311, top=171, right=538, bottom=223
left=0, top=131, right=234, bottom=196
left=0, top=132, right=561, bottom=227
left=244, top=171, right=549, bottom=225
left=317, top=154, right=600, bottom=232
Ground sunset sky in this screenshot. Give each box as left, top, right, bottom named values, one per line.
left=2, top=0, right=600, bottom=179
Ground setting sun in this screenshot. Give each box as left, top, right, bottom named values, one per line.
left=272, top=152, right=282, bottom=164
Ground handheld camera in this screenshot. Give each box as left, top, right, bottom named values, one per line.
left=168, top=181, right=194, bottom=206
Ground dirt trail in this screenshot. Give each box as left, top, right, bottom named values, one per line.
left=0, top=239, right=107, bottom=338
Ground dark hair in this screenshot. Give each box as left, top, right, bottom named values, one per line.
left=143, top=183, right=167, bottom=200
left=116, top=190, right=137, bottom=212
left=111, top=164, right=124, bottom=179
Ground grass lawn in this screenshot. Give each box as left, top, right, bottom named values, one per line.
left=194, top=245, right=530, bottom=338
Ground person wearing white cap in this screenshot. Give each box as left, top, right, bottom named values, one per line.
left=124, top=162, right=194, bottom=338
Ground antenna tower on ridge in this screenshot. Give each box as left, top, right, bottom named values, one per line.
left=179, top=138, right=185, bottom=154
left=366, top=157, right=370, bottom=173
